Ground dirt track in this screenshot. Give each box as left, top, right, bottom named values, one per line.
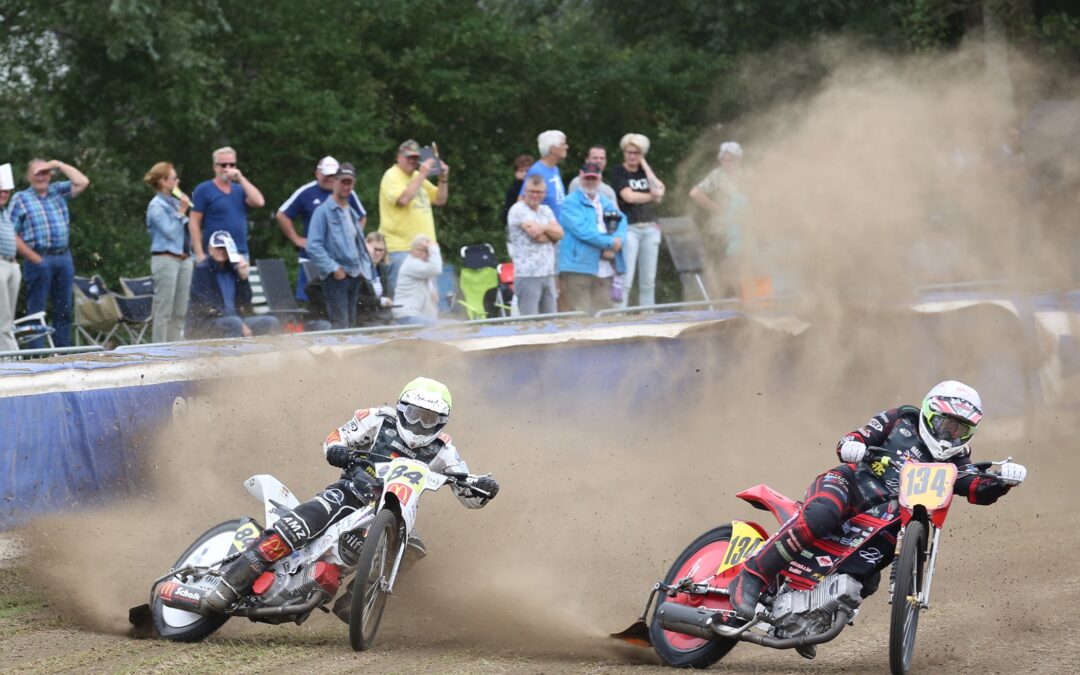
left=2, top=327, right=1079, bottom=673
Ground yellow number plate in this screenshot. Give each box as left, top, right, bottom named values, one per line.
left=717, top=521, right=765, bottom=575
left=899, top=462, right=957, bottom=510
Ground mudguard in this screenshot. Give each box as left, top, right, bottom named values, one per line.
left=736, top=484, right=800, bottom=525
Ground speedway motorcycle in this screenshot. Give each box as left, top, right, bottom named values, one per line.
left=129, top=455, right=494, bottom=651
left=613, top=448, right=1016, bottom=674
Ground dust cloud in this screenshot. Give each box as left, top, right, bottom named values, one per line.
left=17, top=40, right=1079, bottom=667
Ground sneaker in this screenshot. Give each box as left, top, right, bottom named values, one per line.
left=727, top=570, right=764, bottom=621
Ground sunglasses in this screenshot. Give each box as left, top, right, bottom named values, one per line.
left=216, top=162, right=237, bottom=168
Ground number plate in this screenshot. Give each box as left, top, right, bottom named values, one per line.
left=899, top=462, right=957, bottom=510
left=716, top=521, right=765, bottom=575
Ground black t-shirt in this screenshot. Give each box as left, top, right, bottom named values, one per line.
left=612, top=165, right=657, bottom=224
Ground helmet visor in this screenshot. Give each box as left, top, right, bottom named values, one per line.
left=929, top=414, right=975, bottom=444
left=399, top=403, right=447, bottom=430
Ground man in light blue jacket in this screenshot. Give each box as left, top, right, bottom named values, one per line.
left=307, top=163, right=373, bottom=329
left=557, top=163, right=628, bottom=315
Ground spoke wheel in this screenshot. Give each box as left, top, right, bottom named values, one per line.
left=889, top=520, right=928, bottom=675
left=349, top=509, right=400, bottom=651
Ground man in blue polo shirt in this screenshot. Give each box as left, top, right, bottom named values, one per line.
left=9, top=157, right=91, bottom=348
left=189, top=146, right=265, bottom=262
left=276, top=156, right=366, bottom=300
left=518, top=129, right=568, bottom=220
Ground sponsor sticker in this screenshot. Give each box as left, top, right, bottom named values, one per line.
left=386, top=482, right=414, bottom=503
left=323, top=488, right=345, bottom=505
left=860, top=548, right=884, bottom=563
left=815, top=555, right=834, bottom=567
left=868, top=418, right=884, bottom=432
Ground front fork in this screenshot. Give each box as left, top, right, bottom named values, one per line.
left=890, top=523, right=940, bottom=610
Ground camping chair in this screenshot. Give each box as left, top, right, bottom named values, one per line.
left=658, top=216, right=712, bottom=302
left=73, top=275, right=122, bottom=346
left=457, top=244, right=500, bottom=320
left=113, top=292, right=153, bottom=344
left=119, top=276, right=154, bottom=297
left=248, top=264, right=268, bottom=315
left=255, top=258, right=310, bottom=330
left=12, top=311, right=55, bottom=349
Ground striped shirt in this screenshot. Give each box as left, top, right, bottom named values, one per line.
left=9, top=181, right=73, bottom=251
left=0, top=207, right=16, bottom=258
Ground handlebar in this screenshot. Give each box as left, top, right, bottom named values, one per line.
left=344, top=456, right=495, bottom=498
left=864, top=446, right=1012, bottom=481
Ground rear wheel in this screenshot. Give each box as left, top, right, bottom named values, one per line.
left=349, top=509, right=400, bottom=651
left=649, top=525, right=739, bottom=668
left=889, top=520, right=928, bottom=675
left=152, top=519, right=245, bottom=642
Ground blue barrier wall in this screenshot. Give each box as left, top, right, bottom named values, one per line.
left=1, top=298, right=1074, bottom=530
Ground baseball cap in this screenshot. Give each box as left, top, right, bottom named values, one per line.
left=398, top=140, right=421, bottom=157
left=580, top=162, right=602, bottom=178
left=0, top=163, right=13, bottom=190
left=208, top=230, right=244, bottom=264
left=316, top=156, right=340, bottom=176
left=336, top=162, right=357, bottom=179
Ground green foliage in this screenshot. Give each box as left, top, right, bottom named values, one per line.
left=0, top=0, right=1078, bottom=305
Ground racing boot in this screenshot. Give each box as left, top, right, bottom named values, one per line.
left=205, top=530, right=292, bottom=613
left=796, top=644, right=817, bottom=659
left=726, top=569, right=765, bottom=621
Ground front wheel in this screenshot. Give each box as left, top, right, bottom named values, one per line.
left=649, top=525, right=739, bottom=668
left=889, top=520, right=928, bottom=675
left=349, top=509, right=401, bottom=651
left=152, top=519, right=244, bottom=642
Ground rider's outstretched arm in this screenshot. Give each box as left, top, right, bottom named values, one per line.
left=430, top=439, right=495, bottom=509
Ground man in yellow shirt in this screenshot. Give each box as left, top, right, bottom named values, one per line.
left=379, top=139, right=449, bottom=294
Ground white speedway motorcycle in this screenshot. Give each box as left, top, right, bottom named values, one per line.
left=129, top=455, right=495, bottom=650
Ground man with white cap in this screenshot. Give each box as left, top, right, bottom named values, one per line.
left=184, top=230, right=279, bottom=339
left=276, top=156, right=367, bottom=301
left=689, top=141, right=748, bottom=295
left=0, top=163, right=20, bottom=351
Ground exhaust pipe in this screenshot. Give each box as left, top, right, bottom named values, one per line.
left=233, top=590, right=326, bottom=618
left=655, top=602, right=721, bottom=640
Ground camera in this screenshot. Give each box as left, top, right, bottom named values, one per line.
left=602, top=210, right=621, bottom=234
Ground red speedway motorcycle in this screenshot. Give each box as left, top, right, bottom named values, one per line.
left=613, top=448, right=1017, bottom=674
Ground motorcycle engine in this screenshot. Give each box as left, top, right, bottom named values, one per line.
left=770, top=574, right=863, bottom=638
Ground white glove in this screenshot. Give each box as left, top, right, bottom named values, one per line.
left=839, top=440, right=867, bottom=463
left=998, top=462, right=1026, bottom=486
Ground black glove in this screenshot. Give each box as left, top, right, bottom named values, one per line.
left=470, top=476, right=499, bottom=500
left=343, top=460, right=381, bottom=503
left=326, top=446, right=351, bottom=469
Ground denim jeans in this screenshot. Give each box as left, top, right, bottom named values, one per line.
left=617, top=222, right=661, bottom=308
left=323, top=275, right=360, bottom=329
left=23, top=252, right=74, bottom=348
left=515, top=275, right=557, bottom=315
left=209, top=315, right=280, bottom=338
left=387, top=251, right=410, bottom=299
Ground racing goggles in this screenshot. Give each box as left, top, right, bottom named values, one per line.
left=398, top=403, right=448, bottom=430
left=928, top=413, right=975, bottom=444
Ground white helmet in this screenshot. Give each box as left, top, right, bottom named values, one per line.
left=396, top=377, right=451, bottom=448
left=918, top=380, right=983, bottom=460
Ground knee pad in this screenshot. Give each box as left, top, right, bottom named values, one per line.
left=273, top=512, right=312, bottom=550
left=800, top=498, right=843, bottom=539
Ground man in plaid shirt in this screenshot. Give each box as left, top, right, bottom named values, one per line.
left=0, top=163, right=19, bottom=352
left=9, top=158, right=90, bottom=347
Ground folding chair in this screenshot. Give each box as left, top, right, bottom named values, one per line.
left=119, top=275, right=154, bottom=297
left=658, top=216, right=712, bottom=302
left=73, top=275, right=122, bottom=346
left=248, top=264, right=268, bottom=315
left=113, top=292, right=154, bottom=344
left=457, top=244, right=500, bottom=320
left=12, top=311, right=55, bottom=349
left=255, top=258, right=310, bottom=329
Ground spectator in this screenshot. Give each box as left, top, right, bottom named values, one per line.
left=558, top=163, right=627, bottom=315
left=358, top=231, right=393, bottom=326
left=185, top=230, right=279, bottom=339
left=307, top=163, right=372, bottom=330
left=378, top=140, right=449, bottom=296
left=276, top=156, right=367, bottom=301
left=612, top=133, right=666, bottom=308
left=689, top=141, right=748, bottom=295
left=0, top=163, right=19, bottom=352
left=567, top=145, right=617, bottom=203
left=501, top=154, right=535, bottom=225
left=507, top=174, right=563, bottom=315
left=189, top=146, right=265, bottom=262
left=9, top=158, right=90, bottom=348
left=519, top=130, right=568, bottom=220
left=143, top=161, right=194, bottom=343
left=392, top=235, right=442, bottom=325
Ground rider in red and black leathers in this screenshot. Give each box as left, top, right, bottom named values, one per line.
left=727, top=385, right=1025, bottom=623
